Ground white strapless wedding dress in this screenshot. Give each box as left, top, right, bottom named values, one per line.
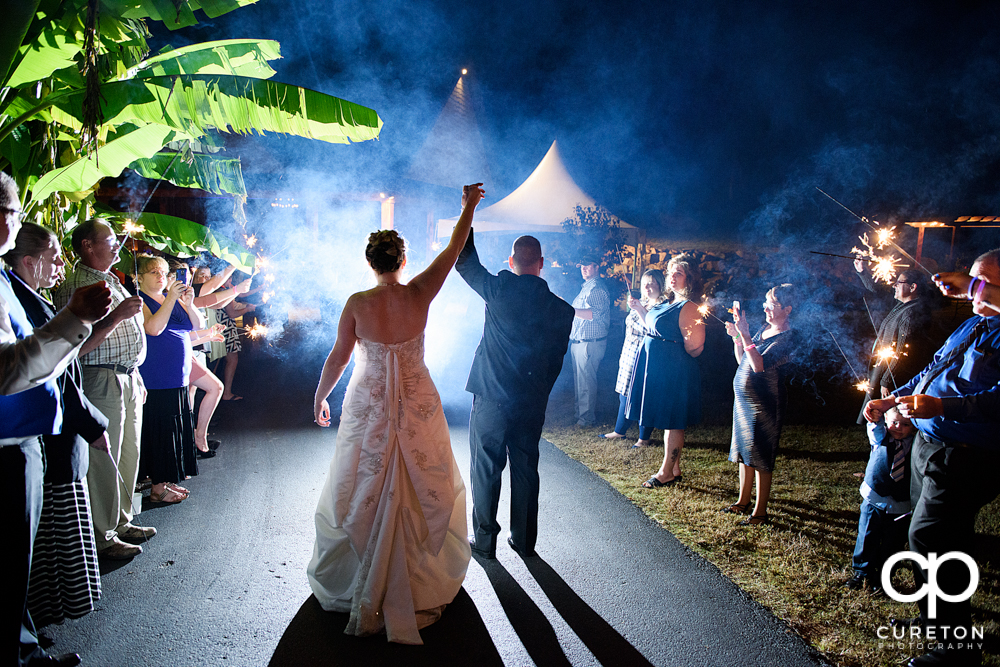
left=307, top=333, right=471, bottom=644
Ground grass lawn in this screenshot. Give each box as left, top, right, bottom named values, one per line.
left=542, top=392, right=1000, bottom=667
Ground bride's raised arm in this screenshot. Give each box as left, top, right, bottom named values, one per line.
left=314, top=296, right=360, bottom=426
left=409, top=183, right=485, bottom=303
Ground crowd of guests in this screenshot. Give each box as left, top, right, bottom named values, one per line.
left=581, top=245, right=999, bottom=666
left=0, top=172, right=262, bottom=666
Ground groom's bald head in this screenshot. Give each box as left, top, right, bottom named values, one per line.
left=510, top=236, right=543, bottom=276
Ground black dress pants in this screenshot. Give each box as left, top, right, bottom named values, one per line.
left=909, top=433, right=1000, bottom=645
left=0, top=438, right=44, bottom=666
left=469, top=396, right=546, bottom=555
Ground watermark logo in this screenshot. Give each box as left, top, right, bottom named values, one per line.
left=881, top=551, right=979, bottom=619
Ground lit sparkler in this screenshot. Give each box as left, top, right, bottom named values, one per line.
left=874, top=226, right=896, bottom=249
left=245, top=323, right=269, bottom=340
left=245, top=234, right=258, bottom=248
left=875, top=346, right=897, bottom=364
left=261, top=290, right=275, bottom=304
left=697, top=302, right=726, bottom=325
left=122, top=219, right=146, bottom=276
left=855, top=379, right=871, bottom=393
left=255, top=255, right=270, bottom=272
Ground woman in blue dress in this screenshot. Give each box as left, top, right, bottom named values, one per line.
left=627, top=254, right=705, bottom=488
left=722, top=284, right=798, bottom=526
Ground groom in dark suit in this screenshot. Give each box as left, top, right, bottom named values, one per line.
left=457, top=228, right=575, bottom=559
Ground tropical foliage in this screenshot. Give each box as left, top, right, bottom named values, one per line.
left=0, top=0, right=382, bottom=271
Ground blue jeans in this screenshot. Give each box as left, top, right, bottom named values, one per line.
left=614, top=393, right=652, bottom=439
left=851, top=498, right=908, bottom=578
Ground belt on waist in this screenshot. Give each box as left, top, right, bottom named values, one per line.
left=571, top=337, right=607, bottom=343
left=86, top=363, right=137, bottom=375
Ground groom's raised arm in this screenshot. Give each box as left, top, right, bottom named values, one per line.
left=455, top=229, right=498, bottom=302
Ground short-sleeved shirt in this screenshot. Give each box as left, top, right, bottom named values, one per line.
left=570, top=278, right=610, bottom=341
left=53, top=262, right=146, bottom=368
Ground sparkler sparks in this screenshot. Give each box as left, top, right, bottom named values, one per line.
left=245, top=323, right=269, bottom=340
left=876, top=346, right=898, bottom=364
left=855, top=379, right=871, bottom=393
left=122, top=220, right=145, bottom=235
left=245, top=234, right=258, bottom=248
left=255, top=255, right=270, bottom=272
left=697, top=303, right=726, bottom=324
left=261, top=290, right=275, bottom=304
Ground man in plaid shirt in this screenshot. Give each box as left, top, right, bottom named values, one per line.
left=570, top=254, right=611, bottom=427
left=53, top=220, right=150, bottom=560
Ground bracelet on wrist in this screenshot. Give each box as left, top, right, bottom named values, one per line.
left=744, top=343, right=757, bottom=352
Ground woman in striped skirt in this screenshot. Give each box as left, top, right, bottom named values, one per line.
left=5, top=223, right=105, bottom=624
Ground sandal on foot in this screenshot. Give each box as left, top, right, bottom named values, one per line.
left=737, top=514, right=770, bottom=526
left=642, top=475, right=676, bottom=489
left=167, top=483, right=190, bottom=496
left=598, top=433, right=627, bottom=440
left=721, top=503, right=750, bottom=515
left=150, top=486, right=185, bottom=504
left=631, top=439, right=654, bottom=449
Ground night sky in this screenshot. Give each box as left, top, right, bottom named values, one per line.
left=164, top=0, right=1000, bottom=243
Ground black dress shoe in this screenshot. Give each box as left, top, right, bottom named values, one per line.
left=28, top=652, right=81, bottom=666
left=196, top=448, right=217, bottom=459
left=507, top=537, right=537, bottom=558
left=208, top=438, right=222, bottom=451
left=468, top=539, right=495, bottom=560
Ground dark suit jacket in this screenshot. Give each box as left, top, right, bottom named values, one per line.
left=456, top=231, right=575, bottom=407
left=7, top=270, right=108, bottom=482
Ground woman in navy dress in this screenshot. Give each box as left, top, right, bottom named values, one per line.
left=627, top=254, right=705, bottom=488
left=722, top=284, right=798, bottom=526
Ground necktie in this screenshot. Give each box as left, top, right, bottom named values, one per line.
left=889, top=439, right=907, bottom=482
left=913, top=318, right=988, bottom=395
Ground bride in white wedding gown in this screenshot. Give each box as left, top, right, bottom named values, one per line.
left=309, top=184, right=484, bottom=645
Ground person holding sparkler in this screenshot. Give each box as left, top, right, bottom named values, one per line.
left=601, top=268, right=664, bottom=444
left=54, top=220, right=149, bottom=561
left=722, top=284, right=798, bottom=525
left=308, top=183, right=485, bottom=644
left=854, top=261, right=933, bottom=420
left=628, top=253, right=705, bottom=488
left=135, top=255, right=200, bottom=504
left=865, top=249, right=1000, bottom=667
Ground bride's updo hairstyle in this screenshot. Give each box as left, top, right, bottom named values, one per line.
left=365, top=229, right=406, bottom=274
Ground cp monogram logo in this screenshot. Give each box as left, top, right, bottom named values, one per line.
left=881, top=551, right=979, bottom=618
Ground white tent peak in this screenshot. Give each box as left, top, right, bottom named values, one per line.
left=438, top=140, right=633, bottom=236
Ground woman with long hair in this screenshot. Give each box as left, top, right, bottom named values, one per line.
left=626, top=253, right=705, bottom=488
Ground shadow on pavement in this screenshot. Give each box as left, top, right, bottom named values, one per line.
left=268, top=590, right=502, bottom=667
left=522, top=557, right=654, bottom=667
left=476, top=554, right=573, bottom=667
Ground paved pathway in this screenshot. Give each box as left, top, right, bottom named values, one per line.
left=44, top=362, right=830, bottom=666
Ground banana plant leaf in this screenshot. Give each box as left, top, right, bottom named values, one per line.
left=53, top=75, right=383, bottom=145
left=0, top=124, right=31, bottom=171
left=100, top=0, right=261, bottom=31
left=98, top=207, right=256, bottom=272
left=29, top=123, right=190, bottom=203
left=129, top=151, right=247, bottom=197
left=129, top=39, right=280, bottom=80
left=6, top=12, right=85, bottom=88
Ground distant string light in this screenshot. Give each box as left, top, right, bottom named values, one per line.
left=270, top=197, right=298, bottom=209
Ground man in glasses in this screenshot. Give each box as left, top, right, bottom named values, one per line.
left=53, top=220, right=148, bottom=561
